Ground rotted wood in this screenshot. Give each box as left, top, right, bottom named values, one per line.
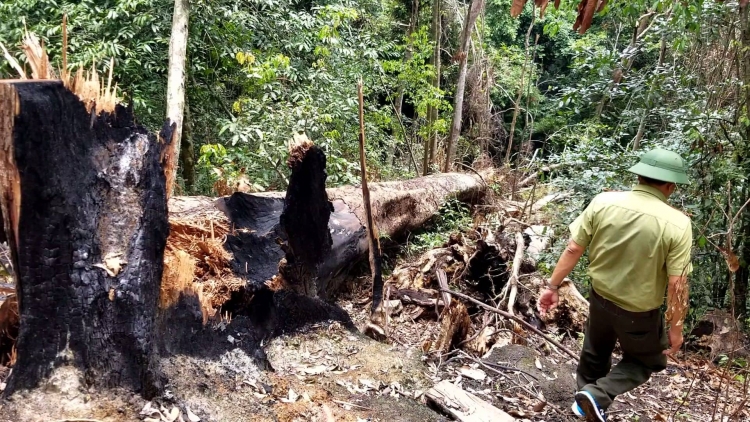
left=0, top=80, right=171, bottom=396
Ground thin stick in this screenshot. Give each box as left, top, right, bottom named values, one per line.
left=506, top=232, right=525, bottom=315
left=62, top=14, right=68, bottom=82
left=333, top=399, right=372, bottom=410
left=441, top=289, right=578, bottom=360
left=357, top=80, right=384, bottom=321
left=458, top=351, right=565, bottom=416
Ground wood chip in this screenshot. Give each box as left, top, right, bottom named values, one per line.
left=426, top=380, right=514, bottom=422
left=185, top=408, right=200, bottom=422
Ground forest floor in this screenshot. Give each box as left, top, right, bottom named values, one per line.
left=1, top=272, right=747, bottom=422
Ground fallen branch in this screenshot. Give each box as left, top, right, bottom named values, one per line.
left=517, top=163, right=563, bottom=188
left=358, top=81, right=386, bottom=335
left=505, top=232, right=525, bottom=315
left=436, top=269, right=451, bottom=318
left=426, top=380, right=514, bottom=422
left=441, top=289, right=578, bottom=360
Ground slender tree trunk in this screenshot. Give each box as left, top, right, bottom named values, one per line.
left=388, top=0, right=419, bottom=168
left=165, top=0, right=190, bottom=196
left=0, top=81, right=170, bottom=397
left=597, top=12, right=654, bottom=118
left=504, top=9, right=534, bottom=165
left=424, top=0, right=442, bottom=175
left=633, top=34, right=668, bottom=151
left=443, top=0, right=484, bottom=173
left=180, top=98, right=196, bottom=193
left=734, top=3, right=750, bottom=320
left=735, top=203, right=750, bottom=319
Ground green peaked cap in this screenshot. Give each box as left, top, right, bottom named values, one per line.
left=627, top=148, right=689, bottom=184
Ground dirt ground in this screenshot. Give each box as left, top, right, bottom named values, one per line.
left=1, top=286, right=749, bottom=422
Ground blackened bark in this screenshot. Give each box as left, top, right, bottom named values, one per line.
left=278, top=142, right=333, bottom=296
left=734, top=199, right=750, bottom=321
left=212, top=170, right=484, bottom=299
left=179, top=100, right=196, bottom=193
left=0, top=81, right=169, bottom=396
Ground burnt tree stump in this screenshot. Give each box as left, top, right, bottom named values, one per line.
left=0, top=81, right=171, bottom=396
left=278, top=141, right=333, bottom=296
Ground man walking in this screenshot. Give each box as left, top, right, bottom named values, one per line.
left=538, top=148, right=693, bottom=421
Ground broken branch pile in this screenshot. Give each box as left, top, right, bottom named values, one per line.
left=382, top=223, right=590, bottom=358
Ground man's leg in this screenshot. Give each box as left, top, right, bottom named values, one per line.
left=576, top=296, right=617, bottom=397
left=582, top=312, right=668, bottom=409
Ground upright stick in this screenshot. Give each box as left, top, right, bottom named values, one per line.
left=357, top=80, right=385, bottom=326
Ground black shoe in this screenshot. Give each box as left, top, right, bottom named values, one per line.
left=574, top=391, right=606, bottom=422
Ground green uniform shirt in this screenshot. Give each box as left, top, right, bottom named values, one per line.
left=569, top=184, right=693, bottom=312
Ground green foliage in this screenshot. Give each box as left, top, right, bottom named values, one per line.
left=3, top=0, right=749, bottom=323
left=403, top=199, right=473, bottom=256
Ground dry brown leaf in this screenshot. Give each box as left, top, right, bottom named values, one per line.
left=596, top=0, right=608, bottom=12
left=539, top=0, right=549, bottom=18
left=726, top=250, right=739, bottom=272
left=94, top=253, right=126, bottom=277
left=533, top=401, right=547, bottom=412
left=580, top=0, right=598, bottom=34
left=511, top=0, right=528, bottom=17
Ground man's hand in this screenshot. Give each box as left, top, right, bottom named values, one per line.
left=663, top=326, right=684, bottom=355
left=537, top=288, right=559, bottom=316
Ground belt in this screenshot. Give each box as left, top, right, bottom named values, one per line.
left=590, top=288, right=659, bottom=319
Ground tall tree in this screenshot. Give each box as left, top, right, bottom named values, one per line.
left=388, top=0, right=419, bottom=168
left=424, top=0, right=442, bottom=175
left=165, top=0, right=190, bottom=196
left=443, top=0, right=484, bottom=172
left=734, top=1, right=750, bottom=319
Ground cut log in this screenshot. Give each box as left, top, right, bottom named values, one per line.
left=0, top=80, right=171, bottom=396
left=426, top=380, right=514, bottom=422
left=165, top=170, right=488, bottom=305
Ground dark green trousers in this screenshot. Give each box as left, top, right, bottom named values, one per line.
left=576, top=289, right=669, bottom=410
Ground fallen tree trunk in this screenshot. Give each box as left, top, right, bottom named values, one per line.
left=0, top=80, right=171, bottom=396
left=162, top=170, right=488, bottom=314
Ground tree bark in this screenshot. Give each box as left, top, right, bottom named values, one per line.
left=388, top=0, right=419, bottom=168
left=597, top=12, right=655, bottom=118
left=179, top=98, right=196, bottom=194
left=504, top=10, right=534, bottom=164
left=632, top=10, right=670, bottom=151
left=424, top=0, right=442, bottom=176
left=278, top=141, right=333, bottom=298
left=735, top=3, right=750, bottom=320
left=175, top=170, right=487, bottom=300
left=165, top=0, right=190, bottom=196
left=444, top=0, right=484, bottom=173
left=0, top=81, right=170, bottom=396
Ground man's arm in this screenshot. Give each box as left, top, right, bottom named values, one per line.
left=548, top=239, right=586, bottom=287
left=664, top=221, right=693, bottom=355
left=663, top=273, right=689, bottom=355
left=665, top=275, right=689, bottom=330
left=538, top=239, right=586, bottom=315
